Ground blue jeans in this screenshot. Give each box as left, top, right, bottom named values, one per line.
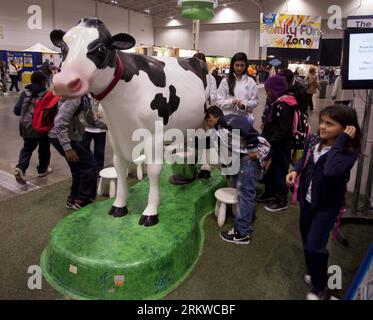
left=228, top=156, right=258, bottom=236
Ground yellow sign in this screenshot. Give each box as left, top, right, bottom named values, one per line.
left=260, top=13, right=321, bottom=49
left=0, top=25, right=4, bottom=39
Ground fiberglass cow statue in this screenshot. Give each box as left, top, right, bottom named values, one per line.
left=51, top=18, right=210, bottom=227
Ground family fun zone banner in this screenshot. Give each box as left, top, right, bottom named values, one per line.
left=260, top=13, right=322, bottom=49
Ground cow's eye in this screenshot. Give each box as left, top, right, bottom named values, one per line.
left=98, top=45, right=107, bottom=54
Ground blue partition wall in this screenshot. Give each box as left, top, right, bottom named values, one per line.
left=0, top=50, right=42, bottom=72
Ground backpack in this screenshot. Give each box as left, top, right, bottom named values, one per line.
left=292, top=109, right=312, bottom=150
left=277, top=96, right=311, bottom=150
left=32, top=91, right=61, bottom=134
left=19, top=89, right=47, bottom=138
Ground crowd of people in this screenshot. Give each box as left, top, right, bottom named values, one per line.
left=4, top=51, right=361, bottom=301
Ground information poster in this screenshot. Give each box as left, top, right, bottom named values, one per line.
left=348, top=32, right=373, bottom=81
left=23, top=53, right=33, bottom=68
left=260, top=13, right=321, bottom=49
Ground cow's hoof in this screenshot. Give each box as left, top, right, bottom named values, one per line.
left=109, top=206, right=128, bottom=218
left=198, top=170, right=211, bottom=179
left=139, top=215, right=159, bottom=227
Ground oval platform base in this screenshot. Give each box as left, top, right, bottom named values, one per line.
left=41, top=165, right=226, bottom=300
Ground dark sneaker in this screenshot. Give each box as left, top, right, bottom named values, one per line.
left=220, top=228, right=250, bottom=245
left=14, top=168, right=26, bottom=185
left=255, top=192, right=276, bottom=203
left=264, top=199, right=288, bottom=212
left=38, top=167, right=53, bottom=177
left=73, top=199, right=93, bottom=210
left=66, top=196, right=76, bottom=209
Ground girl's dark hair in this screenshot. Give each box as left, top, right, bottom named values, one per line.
left=228, top=52, right=248, bottom=96
left=205, top=106, right=224, bottom=120
left=319, top=105, right=362, bottom=153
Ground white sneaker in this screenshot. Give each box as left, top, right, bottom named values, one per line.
left=38, top=167, right=53, bottom=177
left=14, top=168, right=27, bottom=185
left=306, top=290, right=325, bottom=300
left=304, top=274, right=312, bottom=286
left=3, top=92, right=9, bottom=96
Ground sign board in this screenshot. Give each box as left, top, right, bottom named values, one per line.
left=347, top=15, right=373, bottom=29
left=260, top=13, right=321, bottom=49
left=0, top=25, right=4, bottom=39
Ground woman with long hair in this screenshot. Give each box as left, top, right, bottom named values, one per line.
left=216, top=52, right=258, bottom=123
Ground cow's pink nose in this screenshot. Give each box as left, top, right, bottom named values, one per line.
left=68, top=78, right=83, bottom=92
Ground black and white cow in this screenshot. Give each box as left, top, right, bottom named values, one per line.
left=51, top=18, right=210, bottom=227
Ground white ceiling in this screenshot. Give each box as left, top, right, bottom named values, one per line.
left=96, top=0, right=264, bottom=20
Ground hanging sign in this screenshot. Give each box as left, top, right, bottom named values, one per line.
left=260, top=13, right=322, bottom=49
left=0, top=25, right=4, bottom=39
left=347, top=15, right=373, bottom=29
left=177, top=0, right=218, bottom=20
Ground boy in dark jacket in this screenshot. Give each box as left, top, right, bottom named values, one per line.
left=205, top=106, right=271, bottom=245
left=258, top=75, right=296, bottom=212
left=13, top=71, right=52, bottom=184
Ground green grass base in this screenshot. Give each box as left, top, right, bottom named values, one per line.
left=40, top=165, right=226, bottom=300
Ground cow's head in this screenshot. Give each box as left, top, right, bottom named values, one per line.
left=51, top=18, right=135, bottom=98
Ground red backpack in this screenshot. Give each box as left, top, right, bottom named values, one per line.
left=32, top=91, right=61, bottom=134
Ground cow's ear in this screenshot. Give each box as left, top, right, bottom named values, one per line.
left=50, top=29, right=66, bottom=47
left=110, top=33, right=136, bottom=50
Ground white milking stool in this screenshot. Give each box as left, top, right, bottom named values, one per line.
left=97, top=167, right=118, bottom=199
left=133, top=155, right=146, bottom=181
left=214, top=188, right=238, bottom=227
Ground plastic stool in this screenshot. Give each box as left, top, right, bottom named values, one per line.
left=214, top=188, right=238, bottom=227
left=97, top=167, right=117, bottom=198
left=133, top=155, right=146, bottom=181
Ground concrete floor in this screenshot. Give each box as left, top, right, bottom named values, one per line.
left=0, top=82, right=371, bottom=201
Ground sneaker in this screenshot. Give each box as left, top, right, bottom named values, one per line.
left=220, top=228, right=250, bottom=245
left=38, top=167, right=53, bottom=177
left=66, top=196, right=76, bottom=209
left=264, top=199, right=288, bottom=213
left=72, top=198, right=93, bottom=210
left=306, top=289, right=325, bottom=300
left=255, top=192, right=276, bottom=203
left=14, top=168, right=26, bottom=185
left=304, top=273, right=312, bottom=286
left=3, top=92, right=9, bottom=96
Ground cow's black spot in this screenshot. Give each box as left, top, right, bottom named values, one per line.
left=120, top=53, right=166, bottom=88
left=177, top=57, right=208, bottom=88
left=151, top=86, right=180, bottom=126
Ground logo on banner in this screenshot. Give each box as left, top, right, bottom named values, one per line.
left=260, top=13, right=322, bottom=49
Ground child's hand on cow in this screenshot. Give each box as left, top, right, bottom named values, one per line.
left=65, top=149, right=80, bottom=163
left=286, top=171, right=298, bottom=187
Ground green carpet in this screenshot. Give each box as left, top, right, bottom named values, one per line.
left=0, top=178, right=372, bottom=300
